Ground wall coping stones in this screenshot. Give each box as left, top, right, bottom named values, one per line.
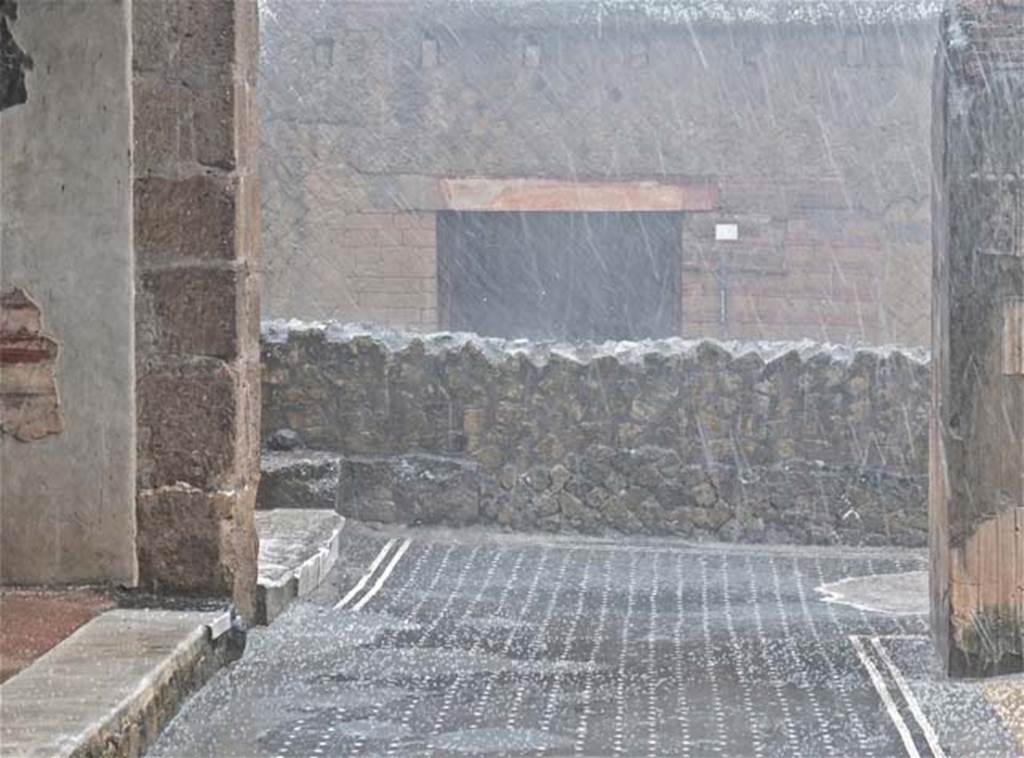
left=264, top=0, right=943, bottom=30
left=261, top=318, right=931, bottom=368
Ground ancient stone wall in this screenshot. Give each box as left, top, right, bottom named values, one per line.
left=133, top=0, right=262, bottom=619
left=262, top=323, right=930, bottom=546
left=259, top=1, right=937, bottom=346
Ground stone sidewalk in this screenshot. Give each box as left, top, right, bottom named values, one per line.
left=0, top=609, right=238, bottom=757
left=152, top=525, right=1023, bottom=757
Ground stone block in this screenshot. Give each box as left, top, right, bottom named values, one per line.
left=133, top=0, right=236, bottom=75
left=139, top=266, right=246, bottom=360
left=193, top=72, right=238, bottom=170
left=137, top=359, right=243, bottom=490
left=135, top=176, right=237, bottom=263
left=131, top=0, right=171, bottom=74
left=177, top=0, right=236, bottom=72
left=136, top=485, right=228, bottom=595
left=338, top=454, right=480, bottom=526
left=257, top=452, right=342, bottom=511
left=136, top=483, right=257, bottom=615
left=238, top=354, right=263, bottom=481
left=133, top=77, right=192, bottom=177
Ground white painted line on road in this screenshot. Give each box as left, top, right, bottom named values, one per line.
left=849, top=635, right=922, bottom=758
left=335, top=539, right=396, bottom=610
left=871, top=637, right=947, bottom=758
left=353, top=538, right=412, bottom=611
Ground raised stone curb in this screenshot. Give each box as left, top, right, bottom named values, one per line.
left=256, top=509, right=345, bottom=624
left=0, top=608, right=240, bottom=758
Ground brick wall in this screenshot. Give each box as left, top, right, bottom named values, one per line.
left=266, top=210, right=437, bottom=330
left=681, top=198, right=932, bottom=342
left=133, top=0, right=261, bottom=619
left=259, top=1, right=938, bottom=346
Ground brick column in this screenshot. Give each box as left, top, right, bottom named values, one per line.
left=132, top=0, right=261, bottom=620
left=931, top=2, right=1023, bottom=676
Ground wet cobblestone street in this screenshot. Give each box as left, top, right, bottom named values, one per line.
left=152, top=526, right=1020, bottom=757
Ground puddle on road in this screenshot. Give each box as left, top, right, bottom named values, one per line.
left=816, top=571, right=928, bottom=615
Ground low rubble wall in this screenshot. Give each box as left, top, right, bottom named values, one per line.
left=261, top=321, right=931, bottom=546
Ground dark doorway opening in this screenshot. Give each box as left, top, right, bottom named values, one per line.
left=438, top=211, right=682, bottom=341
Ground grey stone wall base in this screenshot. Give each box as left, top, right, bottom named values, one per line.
left=257, top=451, right=341, bottom=511
left=258, top=449, right=927, bottom=548
left=336, top=452, right=926, bottom=547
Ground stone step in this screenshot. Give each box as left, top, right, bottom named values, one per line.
left=256, top=509, right=345, bottom=624
left=257, top=450, right=342, bottom=511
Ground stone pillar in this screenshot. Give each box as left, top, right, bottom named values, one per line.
left=132, top=0, right=261, bottom=620
left=931, top=3, right=1023, bottom=676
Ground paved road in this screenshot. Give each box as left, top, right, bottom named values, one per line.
left=152, top=525, right=1020, bottom=757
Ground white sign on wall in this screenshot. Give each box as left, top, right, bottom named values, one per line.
left=715, top=223, right=739, bottom=242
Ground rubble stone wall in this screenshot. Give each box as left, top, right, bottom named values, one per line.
left=262, top=323, right=931, bottom=546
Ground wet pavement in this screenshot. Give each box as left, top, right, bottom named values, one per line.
left=151, top=525, right=1022, bottom=757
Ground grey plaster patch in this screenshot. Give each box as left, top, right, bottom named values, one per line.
left=816, top=570, right=928, bottom=616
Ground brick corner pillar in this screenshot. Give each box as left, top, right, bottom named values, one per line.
left=132, top=0, right=261, bottom=621
left=931, top=2, right=1024, bottom=677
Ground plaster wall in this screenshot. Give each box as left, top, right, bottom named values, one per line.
left=0, top=0, right=136, bottom=584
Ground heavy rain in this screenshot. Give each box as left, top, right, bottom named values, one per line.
left=0, top=1, right=1021, bottom=756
